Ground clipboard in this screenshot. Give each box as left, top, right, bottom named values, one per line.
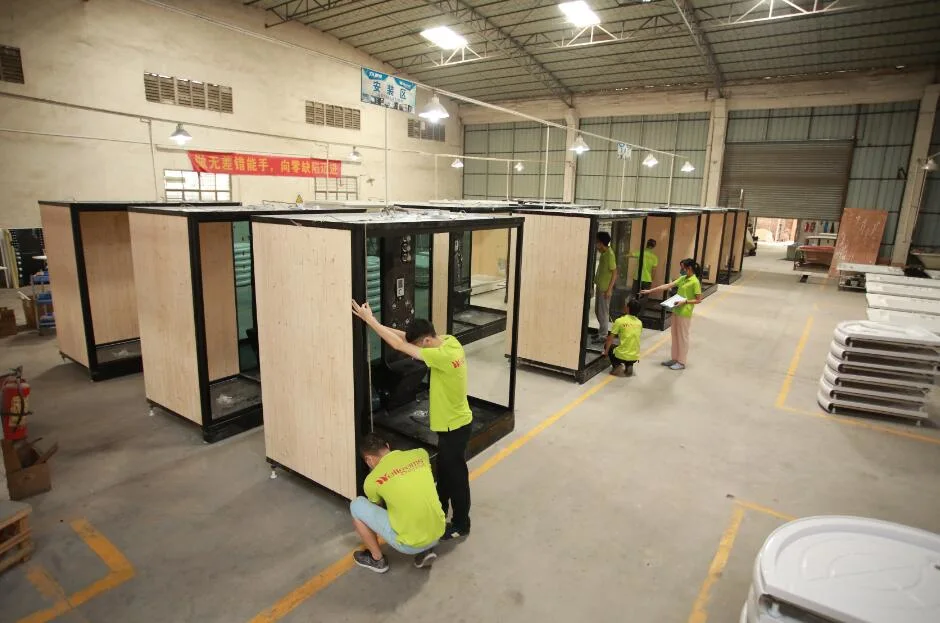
left=660, top=294, right=687, bottom=309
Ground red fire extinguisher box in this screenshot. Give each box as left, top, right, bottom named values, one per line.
left=2, top=439, right=57, bottom=501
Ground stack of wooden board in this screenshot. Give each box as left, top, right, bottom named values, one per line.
left=818, top=321, right=939, bottom=422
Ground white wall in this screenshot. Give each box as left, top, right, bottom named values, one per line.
left=0, top=0, right=462, bottom=227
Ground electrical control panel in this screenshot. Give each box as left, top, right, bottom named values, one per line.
left=381, top=236, right=416, bottom=334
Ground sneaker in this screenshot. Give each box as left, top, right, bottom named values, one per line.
left=353, top=550, right=389, bottom=573
left=625, top=365, right=635, bottom=377
left=440, top=523, right=470, bottom=541
left=661, top=360, right=676, bottom=367
left=669, top=362, right=686, bottom=371
left=414, top=549, right=438, bottom=569
left=610, top=364, right=626, bottom=377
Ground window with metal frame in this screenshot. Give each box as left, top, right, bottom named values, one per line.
left=0, top=46, right=24, bottom=84
left=313, top=176, right=359, bottom=201
left=164, top=170, right=232, bottom=202
left=305, top=101, right=361, bottom=130
left=408, top=118, right=445, bottom=142
left=144, top=73, right=233, bottom=113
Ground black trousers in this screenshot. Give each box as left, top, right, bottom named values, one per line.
left=609, top=352, right=637, bottom=369
left=436, top=424, right=472, bottom=531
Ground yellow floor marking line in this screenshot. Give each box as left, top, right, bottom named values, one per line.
left=249, top=278, right=757, bottom=622
left=23, top=566, right=71, bottom=621
left=687, top=506, right=746, bottom=623
left=775, top=315, right=814, bottom=408
left=733, top=500, right=797, bottom=522
left=18, top=519, right=135, bottom=623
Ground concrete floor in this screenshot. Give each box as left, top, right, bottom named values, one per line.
left=2, top=245, right=940, bottom=623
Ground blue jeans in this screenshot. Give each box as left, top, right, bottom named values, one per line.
left=350, top=497, right=438, bottom=555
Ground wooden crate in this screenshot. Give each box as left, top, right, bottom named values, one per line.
left=0, top=500, right=33, bottom=575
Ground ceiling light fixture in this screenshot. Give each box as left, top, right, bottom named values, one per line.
left=514, top=161, right=524, bottom=172
left=451, top=158, right=464, bottom=168
left=642, top=153, right=658, bottom=168
left=419, top=93, right=450, bottom=123
left=420, top=26, right=468, bottom=50
left=559, top=1, right=601, bottom=27
left=923, top=158, right=938, bottom=172
left=169, top=123, right=192, bottom=146
left=347, top=146, right=362, bottom=162
left=570, top=134, right=590, bottom=154
left=681, top=161, right=695, bottom=173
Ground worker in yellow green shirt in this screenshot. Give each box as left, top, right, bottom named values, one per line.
left=350, top=432, right=445, bottom=573
left=602, top=297, right=643, bottom=377
left=630, top=239, right=659, bottom=293
left=641, top=258, right=703, bottom=371
left=593, top=232, right=618, bottom=343
left=351, top=301, right=473, bottom=542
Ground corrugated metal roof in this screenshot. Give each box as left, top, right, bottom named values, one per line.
left=242, top=0, right=940, bottom=103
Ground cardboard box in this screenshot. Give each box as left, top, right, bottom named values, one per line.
left=0, top=308, right=15, bottom=337
left=1, top=439, right=57, bottom=501
left=20, top=298, right=36, bottom=330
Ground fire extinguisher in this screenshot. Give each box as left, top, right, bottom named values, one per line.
left=1, top=366, right=30, bottom=441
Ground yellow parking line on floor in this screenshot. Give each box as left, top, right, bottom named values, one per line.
left=774, top=314, right=940, bottom=445
left=734, top=499, right=797, bottom=522
left=775, top=315, right=814, bottom=408
left=18, top=519, right=135, bottom=623
left=687, top=506, right=746, bottom=623
left=249, top=277, right=759, bottom=622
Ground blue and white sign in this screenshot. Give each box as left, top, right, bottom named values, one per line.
left=617, top=143, right=632, bottom=160
left=361, top=68, right=417, bottom=114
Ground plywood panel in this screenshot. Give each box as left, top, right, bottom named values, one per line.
left=733, top=212, right=748, bottom=272
left=254, top=223, right=357, bottom=500
left=703, top=215, right=724, bottom=283
left=670, top=214, right=699, bottom=278
left=829, top=208, right=888, bottom=277
left=516, top=214, right=590, bottom=370
left=471, top=228, right=509, bottom=279
left=39, top=205, right=87, bottom=366
left=199, top=222, right=239, bottom=381
left=129, top=212, right=200, bottom=423
left=645, top=216, right=672, bottom=289
left=432, top=232, right=449, bottom=334
left=80, top=211, right=139, bottom=344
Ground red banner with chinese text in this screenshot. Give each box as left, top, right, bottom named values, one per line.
left=187, top=150, right=342, bottom=178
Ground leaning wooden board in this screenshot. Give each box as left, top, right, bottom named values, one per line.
left=829, top=209, right=888, bottom=277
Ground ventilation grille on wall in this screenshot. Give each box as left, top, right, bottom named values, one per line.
left=144, top=72, right=233, bottom=113
left=408, top=119, right=446, bottom=142
left=0, top=46, right=24, bottom=84
left=305, top=101, right=361, bottom=130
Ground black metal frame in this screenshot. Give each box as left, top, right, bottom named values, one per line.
left=128, top=204, right=366, bottom=443
left=252, top=213, right=523, bottom=495
left=513, top=209, right=646, bottom=384
left=718, top=209, right=748, bottom=285
left=38, top=200, right=240, bottom=381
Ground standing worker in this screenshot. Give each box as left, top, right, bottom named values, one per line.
left=640, top=258, right=702, bottom=371
left=593, top=232, right=618, bottom=344
left=351, top=301, right=473, bottom=541
left=630, top=239, right=659, bottom=293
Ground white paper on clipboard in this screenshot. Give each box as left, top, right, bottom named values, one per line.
left=661, top=294, right=687, bottom=309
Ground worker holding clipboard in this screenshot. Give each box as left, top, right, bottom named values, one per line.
left=641, top=258, right=703, bottom=371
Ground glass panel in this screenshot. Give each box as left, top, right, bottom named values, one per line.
left=201, top=191, right=215, bottom=201
left=183, top=191, right=200, bottom=201
left=218, top=191, right=231, bottom=201
left=232, top=221, right=258, bottom=374
left=414, top=233, right=431, bottom=321
left=366, top=237, right=382, bottom=363
left=200, top=172, right=217, bottom=190
left=166, top=191, right=183, bottom=201
left=216, top=174, right=230, bottom=190
left=182, top=171, right=200, bottom=189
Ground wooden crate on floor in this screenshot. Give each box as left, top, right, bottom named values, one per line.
left=0, top=500, right=33, bottom=575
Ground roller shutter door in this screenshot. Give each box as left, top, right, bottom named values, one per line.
left=718, top=141, right=853, bottom=219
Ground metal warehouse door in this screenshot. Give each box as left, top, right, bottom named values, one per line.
left=718, top=141, right=853, bottom=219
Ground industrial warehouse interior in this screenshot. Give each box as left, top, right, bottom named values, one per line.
left=2, top=0, right=940, bottom=621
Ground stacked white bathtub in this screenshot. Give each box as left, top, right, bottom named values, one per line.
left=818, top=321, right=939, bottom=422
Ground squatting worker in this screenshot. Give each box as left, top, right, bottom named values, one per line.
left=351, top=300, right=474, bottom=541
left=630, top=238, right=659, bottom=293
left=349, top=432, right=445, bottom=573
left=593, top=232, right=618, bottom=344
left=640, top=258, right=702, bottom=371
left=602, top=297, right=643, bottom=378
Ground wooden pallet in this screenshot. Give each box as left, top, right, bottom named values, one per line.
left=0, top=500, right=33, bottom=574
